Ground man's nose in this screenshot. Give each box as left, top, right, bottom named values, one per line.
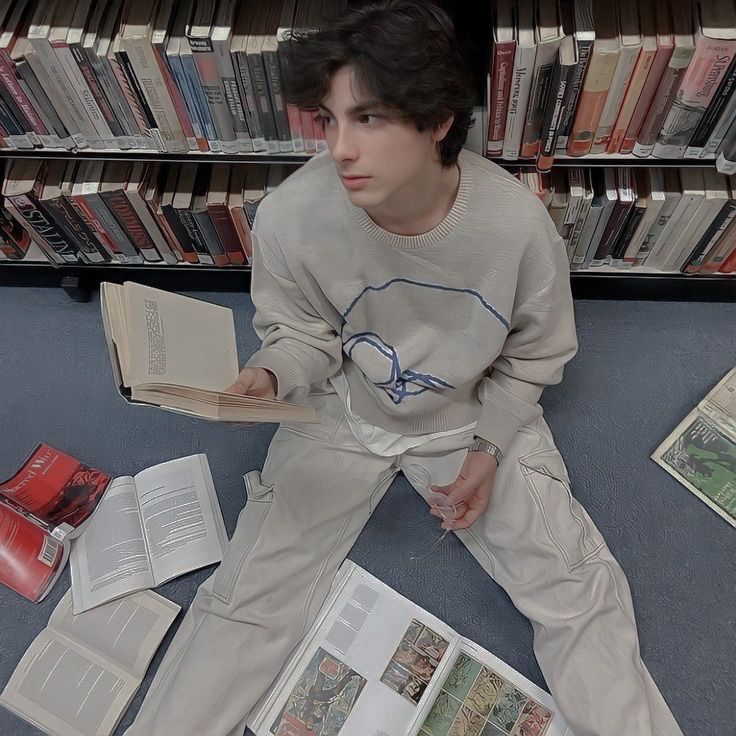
left=331, top=125, right=358, bottom=161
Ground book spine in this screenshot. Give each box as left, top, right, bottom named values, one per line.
left=716, top=238, right=736, bottom=272
left=653, top=40, right=736, bottom=159
left=611, top=204, right=645, bottom=264
left=701, top=89, right=736, bottom=158
left=176, top=207, right=214, bottom=264
left=66, top=193, right=125, bottom=262
left=567, top=47, right=619, bottom=157
left=300, top=107, right=316, bottom=154
left=81, top=191, right=142, bottom=262
left=0, top=51, right=48, bottom=141
left=193, top=208, right=228, bottom=265
left=160, top=203, right=199, bottom=263
left=189, top=36, right=238, bottom=153
left=213, top=38, right=252, bottom=152
left=208, top=203, right=245, bottom=264
left=125, top=187, right=176, bottom=263
left=486, top=40, right=516, bottom=156
left=699, top=224, right=735, bottom=271
left=49, top=40, right=109, bottom=148
left=180, top=50, right=220, bottom=150
left=682, top=199, right=736, bottom=271
left=15, top=60, right=70, bottom=148
left=537, top=60, right=577, bottom=172
left=42, top=195, right=109, bottom=262
left=12, top=193, right=80, bottom=262
left=632, top=44, right=695, bottom=157
left=0, top=83, right=36, bottom=149
left=520, top=40, right=559, bottom=159
left=556, top=37, right=594, bottom=151
left=248, top=52, right=281, bottom=153
left=228, top=202, right=253, bottom=262
left=685, top=55, right=736, bottom=158
left=99, top=189, right=161, bottom=260
left=607, top=47, right=656, bottom=154
left=620, top=43, right=673, bottom=153
left=233, top=51, right=267, bottom=152
left=151, top=40, right=200, bottom=151
left=263, top=48, right=296, bottom=152
left=591, top=44, right=641, bottom=154
left=3, top=198, right=66, bottom=264
left=71, top=44, right=127, bottom=145
left=109, top=50, right=157, bottom=149
left=167, top=50, right=206, bottom=146
left=122, top=36, right=188, bottom=153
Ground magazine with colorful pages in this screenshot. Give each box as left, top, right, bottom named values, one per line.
left=247, top=558, right=574, bottom=736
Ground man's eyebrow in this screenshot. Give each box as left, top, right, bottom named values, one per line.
left=318, top=101, right=390, bottom=116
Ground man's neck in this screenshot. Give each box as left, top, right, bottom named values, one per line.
left=365, top=161, right=461, bottom=237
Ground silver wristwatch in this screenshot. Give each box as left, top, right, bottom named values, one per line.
left=469, top=437, right=503, bottom=464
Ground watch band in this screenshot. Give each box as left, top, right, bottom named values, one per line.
left=469, top=437, right=503, bottom=464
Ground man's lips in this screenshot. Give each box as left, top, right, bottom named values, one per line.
left=341, top=175, right=371, bottom=190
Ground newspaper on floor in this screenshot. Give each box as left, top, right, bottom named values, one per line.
left=652, top=367, right=736, bottom=528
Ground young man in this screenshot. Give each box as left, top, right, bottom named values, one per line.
left=128, top=3, right=683, bottom=735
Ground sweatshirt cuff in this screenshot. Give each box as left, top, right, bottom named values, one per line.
left=245, top=346, right=310, bottom=401
left=476, top=375, right=544, bottom=456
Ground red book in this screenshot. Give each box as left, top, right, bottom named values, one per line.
left=207, top=165, right=245, bottom=265
left=0, top=444, right=110, bottom=602
left=486, top=0, right=516, bottom=156
left=717, top=243, right=736, bottom=273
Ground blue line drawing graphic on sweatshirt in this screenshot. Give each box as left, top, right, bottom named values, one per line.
left=342, top=278, right=508, bottom=404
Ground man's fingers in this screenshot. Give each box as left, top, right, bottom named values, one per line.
left=224, top=379, right=249, bottom=395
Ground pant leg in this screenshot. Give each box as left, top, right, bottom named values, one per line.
left=126, top=392, right=398, bottom=736
left=401, top=417, right=683, bottom=736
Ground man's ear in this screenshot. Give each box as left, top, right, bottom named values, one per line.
left=432, top=115, right=455, bottom=143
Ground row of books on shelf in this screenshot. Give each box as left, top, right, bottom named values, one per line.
left=2, top=159, right=736, bottom=275
left=486, top=0, right=736, bottom=172
left=0, top=0, right=341, bottom=156
left=0, top=160, right=295, bottom=265
left=517, top=166, right=736, bottom=274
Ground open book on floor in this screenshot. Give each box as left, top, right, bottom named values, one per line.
left=100, top=281, right=317, bottom=423
left=652, top=367, right=736, bottom=528
left=0, top=444, right=111, bottom=603
left=70, top=454, right=228, bottom=614
left=247, top=560, right=574, bottom=736
left=0, top=588, right=179, bottom=736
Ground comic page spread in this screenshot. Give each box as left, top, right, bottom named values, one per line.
left=652, top=367, right=736, bottom=527
left=248, top=561, right=573, bottom=736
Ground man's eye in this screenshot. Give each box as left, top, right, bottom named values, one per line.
left=359, top=114, right=381, bottom=125
left=315, top=113, right=333, bottom=127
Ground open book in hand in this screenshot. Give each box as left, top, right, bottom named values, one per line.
left=652, top=367, right=736, bottom=528
left=0, top=587, right=179, bottom=736
left=247, top=560, right=573, bottom=736
left=100, top=281, right=317, bottom=423
left=70, top=454, right=228, bottom=614
left=0, top=444, right=111, bottom=603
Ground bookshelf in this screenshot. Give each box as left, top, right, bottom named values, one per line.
left=0, top=0, right=735, bottom=302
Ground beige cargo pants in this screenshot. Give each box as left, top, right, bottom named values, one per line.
left=126, top=391, right=683, bottom=736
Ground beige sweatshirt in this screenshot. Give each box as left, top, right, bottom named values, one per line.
left=245, top=148, right=578, bottom=455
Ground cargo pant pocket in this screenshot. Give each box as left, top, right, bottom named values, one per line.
left=519, top=448, right=605, bottom=572
left=211, top=470, right=274, bottom=605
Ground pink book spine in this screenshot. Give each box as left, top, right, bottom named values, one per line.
left=487, top=41, right=516, bottom=154
left=620, top=42, right=673, bottom=153
left=0, top=51, right=48, bottom=135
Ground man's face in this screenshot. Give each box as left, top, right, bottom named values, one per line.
left=318, top=66, right=442, bottom=210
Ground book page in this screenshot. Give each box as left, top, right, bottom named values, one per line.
left=248, top=561, right=461, bottom=736
left=120, top=281, right=240, bottom=392
left=134, top=454, right=229, bottom=585
left=69, top=477, right=155, bottom=614
left=0, top=589, right=179, bottom=736
left=409, top=639, right=574, bottom=736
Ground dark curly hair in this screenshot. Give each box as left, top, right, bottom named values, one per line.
left=280, top=0, right=475, bottom=167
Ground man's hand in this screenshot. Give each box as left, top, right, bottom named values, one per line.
left=429, top=451, right=498, bottom=530
left=225, top=367, right=278, bottom=399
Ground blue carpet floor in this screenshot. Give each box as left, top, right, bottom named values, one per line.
left=0, top=286, right=734, bottom=736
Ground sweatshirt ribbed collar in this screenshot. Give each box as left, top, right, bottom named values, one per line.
left=349, top=150, right=473, bottom=249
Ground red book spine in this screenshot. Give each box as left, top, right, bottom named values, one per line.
left=717, top=243, right=736, bottom=272
left=486, top=41, right=516, bottom=155
left=208, top=203, right=245, bottom=265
